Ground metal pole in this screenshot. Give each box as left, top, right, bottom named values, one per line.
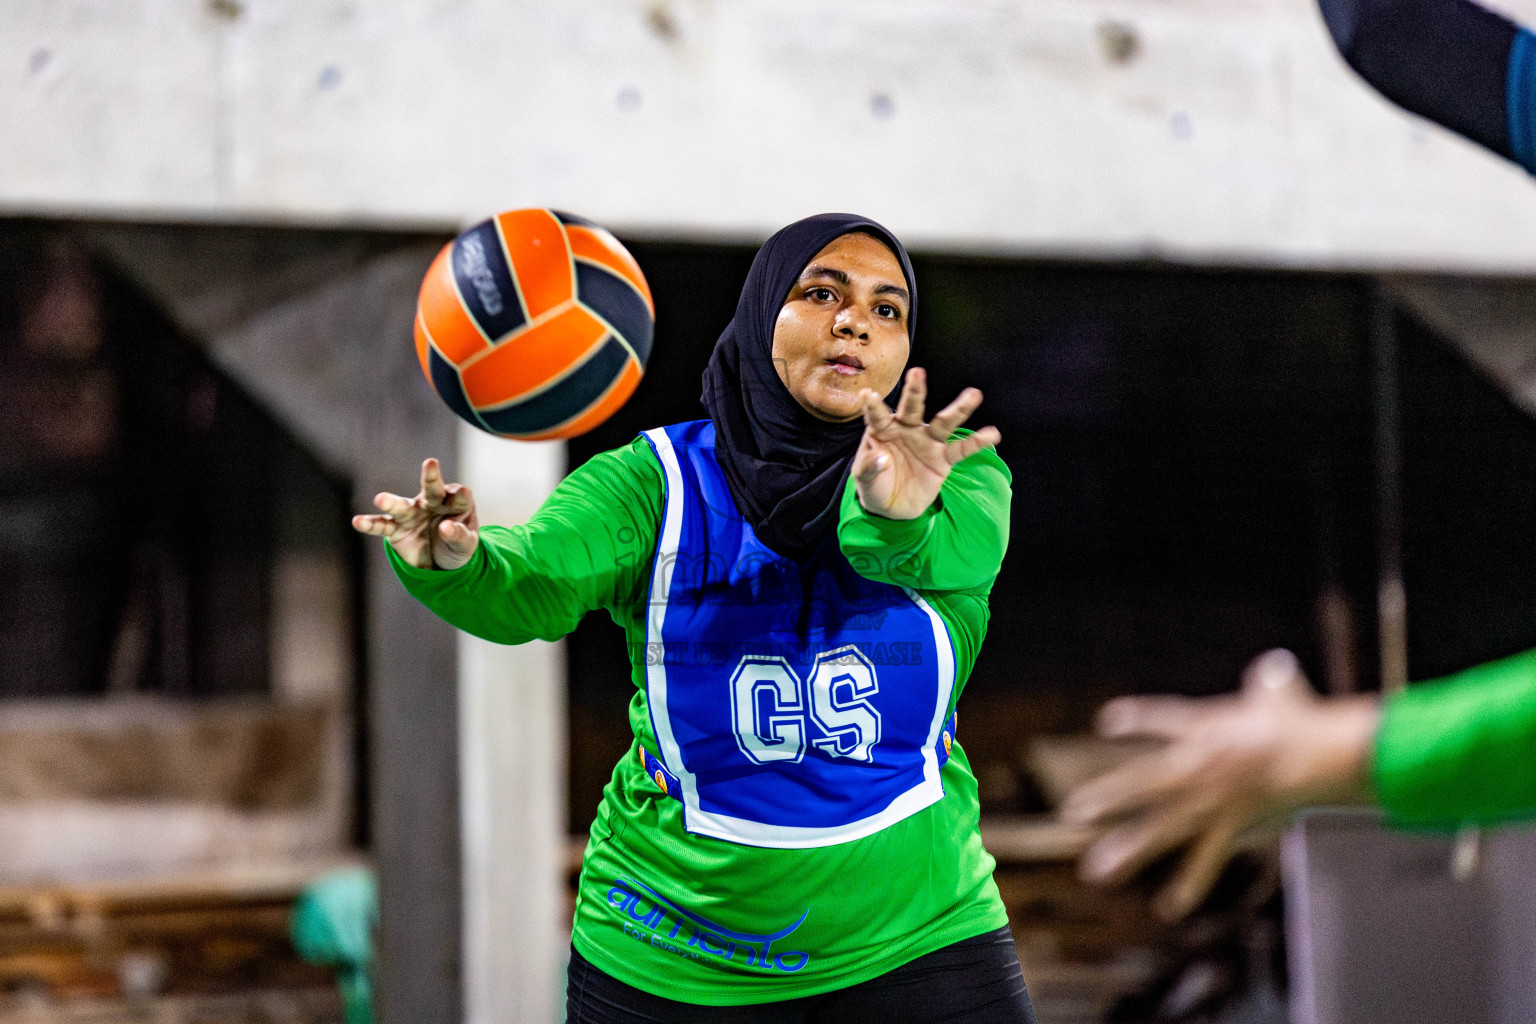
left=1372, top=285, right=1408, bottom=696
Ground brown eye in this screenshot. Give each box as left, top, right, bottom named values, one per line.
left=807, top=287, right=836, bottom=302
left=875, top=303, right=902, bottom=320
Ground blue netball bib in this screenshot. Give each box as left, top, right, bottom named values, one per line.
left=640, top=421, right=956, bottom=849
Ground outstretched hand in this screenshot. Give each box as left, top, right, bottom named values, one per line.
left=1059, top=649, right=1379, bottom=921
left=852, top=367, right=1002, bottom=520
left=351, top=458, right=480, bottom=570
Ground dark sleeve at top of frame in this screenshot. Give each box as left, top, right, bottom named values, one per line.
left=1317, top=0, right=1535, bottom=171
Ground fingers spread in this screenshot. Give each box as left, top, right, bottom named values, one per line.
left=1060, top=746, right=1198, bottom=825
left=1096, top=695, right=1209, bottom=740
left=972, top=426, right=1002, bottom=449
left=439, top=518, right=475, bottom=550
left=351, top=514, right=397, bottom=537
left=373, top=491, right=414, bottom=517
left=1155, top=813, right=1248, bottom=921
left=1242, top=647, right=1310, bottom=699
left=852, top=437, right=888, bottom=484
left=421, top=458, right=446, bottom=505
left=929, top=387, right=982, bottom=440
left=894, top=366, right=927, bottom=426
left=1079, top=798, right=1214, bottom=887
left=861, top=389, right=895, bottom=433
left=944, top=426, right=1001, bottom=466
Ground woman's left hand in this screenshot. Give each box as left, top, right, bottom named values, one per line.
left=852, top=366, right=1002, bottom=520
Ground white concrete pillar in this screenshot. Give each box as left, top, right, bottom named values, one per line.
left=458, top=425, right=568, bottom=1024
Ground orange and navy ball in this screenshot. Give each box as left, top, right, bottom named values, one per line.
left=413, top=208, right=654, bottom=440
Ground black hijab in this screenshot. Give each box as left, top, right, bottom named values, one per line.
left=701, top=213, right=917, bottom=561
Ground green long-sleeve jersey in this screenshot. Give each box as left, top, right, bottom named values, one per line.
left=389, top=433, right=1011, bottom=1004
left=1376, top=647, right=1536, bottom=827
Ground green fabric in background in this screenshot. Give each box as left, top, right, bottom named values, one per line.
left=290, top=866, right=376, bottom=1024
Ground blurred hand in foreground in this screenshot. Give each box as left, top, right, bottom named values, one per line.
left=1060, top=649, right=1380, bottom=921
left=351, top=458, right=479, bottom=570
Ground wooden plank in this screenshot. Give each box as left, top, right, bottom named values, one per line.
left=0, top=858, right=365, bottom=918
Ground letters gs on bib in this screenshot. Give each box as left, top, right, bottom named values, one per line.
left=733, top=646, right=882, bottom=765
left=413, top=209, right=656, bottom=440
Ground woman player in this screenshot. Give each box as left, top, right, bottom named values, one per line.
left=353, top=214, right=1037, bottom=1023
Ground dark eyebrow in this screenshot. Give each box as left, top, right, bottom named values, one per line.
left=802, top=265, right=910, bottom=305
left=801, top=265, right=850, bottom=286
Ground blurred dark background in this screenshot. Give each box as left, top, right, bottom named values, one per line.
left=0, top=225, right=354, bottom=703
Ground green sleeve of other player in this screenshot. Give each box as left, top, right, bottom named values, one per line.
left=1373, top=646, right=1536, bottom=827
left=386, top=437, right=663, bottom=643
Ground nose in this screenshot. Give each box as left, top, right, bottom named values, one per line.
left=833, top=302, right=870, bottom=342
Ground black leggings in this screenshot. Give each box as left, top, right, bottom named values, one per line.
left=566, top=926, right=1039, bottom=1024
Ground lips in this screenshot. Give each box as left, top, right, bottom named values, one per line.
left=826, top=354, right=864, bottom=374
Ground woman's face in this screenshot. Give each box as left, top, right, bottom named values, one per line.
left=771, top=232, right=911, bottom=423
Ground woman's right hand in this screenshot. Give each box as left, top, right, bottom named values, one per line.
left=351, top=458, right=480, bottom=570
